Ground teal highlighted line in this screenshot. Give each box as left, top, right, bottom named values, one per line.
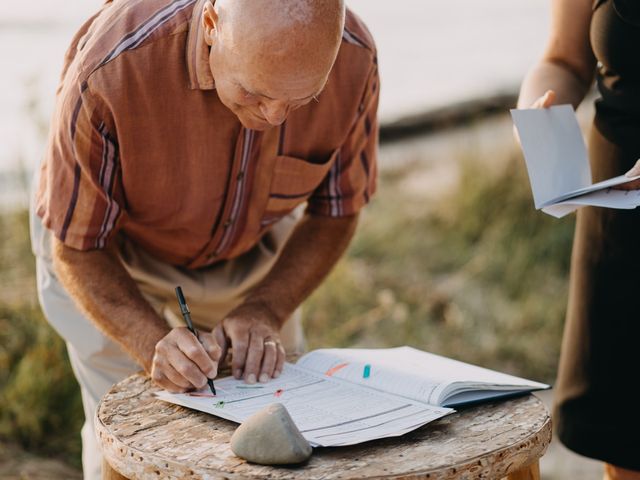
left=363, top=364, right=371, bottom=379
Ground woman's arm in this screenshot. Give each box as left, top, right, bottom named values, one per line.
left=518, top=0, right=597, bottom=109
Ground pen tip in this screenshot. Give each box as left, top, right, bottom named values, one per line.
left=175, top=286, right=185, bottom=304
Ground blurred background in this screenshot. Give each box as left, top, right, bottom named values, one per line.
left=0, top=1, right=602, bottom=478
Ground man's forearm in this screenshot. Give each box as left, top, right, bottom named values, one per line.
left=246, top=213, right=359, bottom=325
left=52, top=238, right=170, bottom=372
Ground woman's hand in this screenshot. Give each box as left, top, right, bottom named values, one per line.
left=514, top=89, right=558, bottom=144
left=530, top=89, right=557, bottom=109
left=617, top=159, right=640, bottom=190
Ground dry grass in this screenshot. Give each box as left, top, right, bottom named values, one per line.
left=0, top=212, right=83, bottom=469
left=305, top=153, right=574, bottom=382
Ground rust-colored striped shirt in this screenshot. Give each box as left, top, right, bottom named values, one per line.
left=36, top=0, right=379, bottom=268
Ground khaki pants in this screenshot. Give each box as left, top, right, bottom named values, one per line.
left=30, top=203, right=305, bottom=480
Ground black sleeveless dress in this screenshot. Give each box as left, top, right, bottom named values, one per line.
left=554, top=0, right=640, bottom=469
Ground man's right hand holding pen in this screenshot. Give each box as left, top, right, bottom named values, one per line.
left=150, top=326, right=222, bottom=394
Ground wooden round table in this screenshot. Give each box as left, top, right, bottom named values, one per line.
left=96, top=374, right=551, bottom=480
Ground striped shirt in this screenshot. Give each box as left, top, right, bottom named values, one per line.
left=36, top=0, right=379, bottom=268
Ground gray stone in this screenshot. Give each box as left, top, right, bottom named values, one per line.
left=230, top=403, right=312, bottom=465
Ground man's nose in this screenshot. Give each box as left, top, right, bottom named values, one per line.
left=260, top=100, right=289, bottom=126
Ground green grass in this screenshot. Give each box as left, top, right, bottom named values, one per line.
left=304, top=154, right=575, bottom=382
left=0, top=147, right=575, bottom=471
left=0, top=211, right=83, bottom=468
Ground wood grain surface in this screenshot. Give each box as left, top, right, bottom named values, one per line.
left=96, top=374, right=551, bottom=479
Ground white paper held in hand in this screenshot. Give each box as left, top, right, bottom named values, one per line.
left=510, top=105, right=640, bottom=218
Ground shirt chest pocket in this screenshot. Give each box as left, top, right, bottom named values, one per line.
left=261, top=149, right=339, bottom=228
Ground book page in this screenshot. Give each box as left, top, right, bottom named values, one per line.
left=510, top=105, right=591, bottom=208
left=155, top=363, right=452, bottom=447
left=541, top=202, right=581, bottom=219
left=296, top=347, right=548, bottom=406
left=511, top=105, right=640, bottom=217
left=542, top=188, right=640, bottom=218
left=541, top=174, right=640, bottom=207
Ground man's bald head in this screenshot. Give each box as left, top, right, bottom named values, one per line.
left=216, top=0, right=344, bottom=44
left=202, top=0, right=345, bottom=130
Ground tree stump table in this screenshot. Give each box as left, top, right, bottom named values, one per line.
left=96, top=374, right=551, bottom=480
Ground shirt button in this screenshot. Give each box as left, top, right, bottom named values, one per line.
left=207, top=252, right=217, bottom=260
left=237, top=171, right=245, bottom=181
left=224, top=218, right=234, bottom=228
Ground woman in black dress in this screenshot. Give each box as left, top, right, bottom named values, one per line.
left=518, top=1, right=640, bottom=479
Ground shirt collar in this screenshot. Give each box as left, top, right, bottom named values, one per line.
left=186, top=0, right=216, bottom=90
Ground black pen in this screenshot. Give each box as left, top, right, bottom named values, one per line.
left=175, top=286, right=216, bottom=396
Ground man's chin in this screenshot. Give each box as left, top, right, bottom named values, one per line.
left=238, top=114, right=270, bottom=131
left=243, top=120, right=270, bottom=131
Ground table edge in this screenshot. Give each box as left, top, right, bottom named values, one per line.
left=96, top=373, right=553, bottom=480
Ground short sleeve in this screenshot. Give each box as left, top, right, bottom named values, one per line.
left=36, top=79, right=125, bottom=250
left=306, top=60, right=379, bottom=217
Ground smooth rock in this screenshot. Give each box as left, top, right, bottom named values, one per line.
left=230, top=403, right=312, bottom=465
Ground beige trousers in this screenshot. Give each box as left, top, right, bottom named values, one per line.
left=30, top=204, right=305, bottom=480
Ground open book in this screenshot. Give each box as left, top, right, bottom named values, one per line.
left=511, top=104, right=640, bottom=218
left=155, top=346, right=548, bottom=447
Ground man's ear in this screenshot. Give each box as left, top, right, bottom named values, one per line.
left=202, top=1, right=219, bottom=47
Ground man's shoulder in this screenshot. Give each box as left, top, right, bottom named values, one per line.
left=74, top=0, right=196, bottom=84
left=342, top=8, right=377, bottom=58
left=328, top=8, right=377, bottom=88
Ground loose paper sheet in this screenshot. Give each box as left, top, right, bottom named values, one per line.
left=155, top=363, right=452, bottom=447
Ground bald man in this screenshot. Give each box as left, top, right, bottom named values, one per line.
left=31, top=0, right=378, bottom=476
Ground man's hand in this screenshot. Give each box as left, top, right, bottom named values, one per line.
left=151, top=327, right=222, bottom=393
left=52, top=239, right=172, bottom=375
left=208, top=213, right=358, bottom=385
left=213, top=303, right=286, bottom=384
